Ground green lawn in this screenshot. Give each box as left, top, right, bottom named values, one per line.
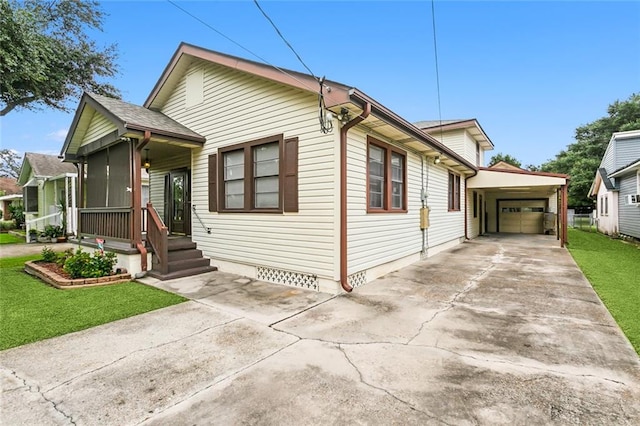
left=567, top=228, right=640, bottom=354
left=0, top=254, right=187, bottom=351
left=0, top=233, right=25, bottom=244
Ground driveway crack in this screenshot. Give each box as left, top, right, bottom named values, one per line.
left=45, top=317, right=242, bottom=393
left=407, top=245, right=503, bottom=344
left=434, top=347, right=630, bottom=386
left=336, top=345, right=453, bottom=425
left=4, top=369, right=77, bottom=425
left=138, top=338, right=301, bottom=425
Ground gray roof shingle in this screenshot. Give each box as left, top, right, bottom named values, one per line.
left=87, top=93, right=205, bottom=142
left=25, top=153, right=77, bottom=177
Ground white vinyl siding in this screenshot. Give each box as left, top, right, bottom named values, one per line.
left=81, top=112, right=117, bottom=147
left=462, top=131, right=478, bottom=165
left=347, top=129, right=426, bottom=274
left=159, top=60, right=338, bottom=279
left=426, top=163, right=465, bottom=248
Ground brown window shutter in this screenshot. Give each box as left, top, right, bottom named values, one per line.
left=208, top=154, right=217, bottom=212
left=283, top=137, right=299, bottom=212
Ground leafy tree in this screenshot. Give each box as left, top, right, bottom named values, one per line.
left=0, top=0, right=120, bottom=116
left=488, top=153, right=522, bottom=168
left=541, top=93, right=640, bottom=207
left=0, top=149, right=21, bottom=179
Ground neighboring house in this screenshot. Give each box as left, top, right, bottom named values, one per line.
left=17, top=153, right=78, bottom=235
left=589, top=130, right=640, bottom=239
left=0, top=177, right=22, bottom=221
left=60, top=42, right=569, bottom=293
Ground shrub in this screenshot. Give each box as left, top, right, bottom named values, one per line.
left=8, top=205, right=24, bottom=228
left=63, top=249, right=117, bottom=279
left=56, top=248, right=74, bottom=267
left=41, top=246, right=57, bottom=263
left=0, top=220, right=15, bottom=231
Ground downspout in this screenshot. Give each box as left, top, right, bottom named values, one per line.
left=339, top=102, right=371, bottom=292
left=464, top=169, right=478, bottom=240
left=134, top=131, right=151, bottom=272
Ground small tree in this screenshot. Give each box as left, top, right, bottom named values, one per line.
left=488, top=153, right=522, bottom=168
left=0, top=0, right=121, bottom=116
left=0, top=149, right=21, bottom=179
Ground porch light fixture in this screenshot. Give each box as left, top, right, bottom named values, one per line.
left=143, top=149, right=151, bottom=172
left=337, top=107, right=350, bottom=125
left=434, top=155, right=441, bottom=165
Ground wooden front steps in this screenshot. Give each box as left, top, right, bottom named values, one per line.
left=147, top=236, right=217, bottom=280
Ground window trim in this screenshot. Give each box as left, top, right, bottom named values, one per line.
left=448, top=171, right=461, bottom=212
left=366, top=136, right=407, bottom=214
left=218, top=134, right=285, bottom=213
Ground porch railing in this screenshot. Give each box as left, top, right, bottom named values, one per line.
left=26, top=211, right=62, bottom=236
left=78, top=207, right=132, bottom=242
left=146, top=204, right=169, bottom=275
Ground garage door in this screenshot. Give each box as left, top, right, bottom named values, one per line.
left=499, top=200, right=546, bottom=234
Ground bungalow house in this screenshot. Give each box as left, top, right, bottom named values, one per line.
left=60, top=42, right=569, bottom=293
left=18, top=153, right=78, bottom=236
left=0, top=177, right=22, bottom=221
left=589, top=130, right=640, bottom=239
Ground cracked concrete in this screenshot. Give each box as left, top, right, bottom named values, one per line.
left=2, top=233, right=639, bottom=425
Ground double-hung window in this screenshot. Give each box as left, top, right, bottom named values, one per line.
left=211, top=134, right=298, bottom=213
left=448, top=172, right=461, bottom=211
left=367, top=136, right=407, bottom=213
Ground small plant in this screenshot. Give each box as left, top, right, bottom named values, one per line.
left=41, top=246, right=57, bottom=263
left=63, top=249, right=117, bottom=279
left=44, top=225, right=63, bottom=239
left=56, top=248, right=74, bottom=267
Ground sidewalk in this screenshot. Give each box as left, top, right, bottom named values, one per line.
left=0, top=241, right=77, bottom=258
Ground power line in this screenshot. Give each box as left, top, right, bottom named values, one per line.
left=166, top=0, right=321, bottom=96
left=252, top=0, right=317, bottom=80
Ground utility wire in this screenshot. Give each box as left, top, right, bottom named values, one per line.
left=253, top=0, right=317, bottom=80
left=431, top=0, right=445, bottom=145
left=166, top=0, right=321, bottom=96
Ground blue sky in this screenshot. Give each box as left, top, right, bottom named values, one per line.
left=2, top=1, right=639, bottom=167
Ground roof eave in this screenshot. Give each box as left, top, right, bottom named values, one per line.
left=349, top=89, right=477, bottom=173
left=145, top=42, right=352, bottom=111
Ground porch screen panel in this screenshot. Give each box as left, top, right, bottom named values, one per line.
left=107, top=142, right=131, bottom=207
left=86, top=149, right=108, bottom=207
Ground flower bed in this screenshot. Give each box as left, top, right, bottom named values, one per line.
left=25, top=260, right=131, bottom=289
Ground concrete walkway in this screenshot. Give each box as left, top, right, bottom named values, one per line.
left=1, top=234, right=639, bottom=425
left=0, top=241, right=77, bottom=258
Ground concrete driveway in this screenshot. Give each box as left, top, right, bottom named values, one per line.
left=2, top=234, right=639, bottom=425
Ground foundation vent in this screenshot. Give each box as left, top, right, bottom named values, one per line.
left=348, top=271, right=367, bottom=289
left=257, top=266, right=319, bottom=291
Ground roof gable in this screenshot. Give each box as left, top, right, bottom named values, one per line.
left=61, top=92, right=206, bottom=158
left=417, top=118, right=494, bottom=150
left=144, top=42, right=352, bottom=112
left=19, top=153, right=76, bottom=184
left=489, top=161, right=522, bottom=171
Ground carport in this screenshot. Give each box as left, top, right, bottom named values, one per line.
left=467, top=164, right=569, bottom=246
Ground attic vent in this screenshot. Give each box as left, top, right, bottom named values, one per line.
left=185, top=69, right=204, bottom=108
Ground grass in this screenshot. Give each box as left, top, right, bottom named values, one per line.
left=0, top=254, right=187, bottom=351
left=0, top=233, right=25, bottom=244
left=567, top=228, right=640, bottom=354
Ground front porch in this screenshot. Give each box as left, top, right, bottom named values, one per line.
left=61, top=92, right=214, bottom=278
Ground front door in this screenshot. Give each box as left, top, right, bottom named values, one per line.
left=167, top=170, right=190, bottom=235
